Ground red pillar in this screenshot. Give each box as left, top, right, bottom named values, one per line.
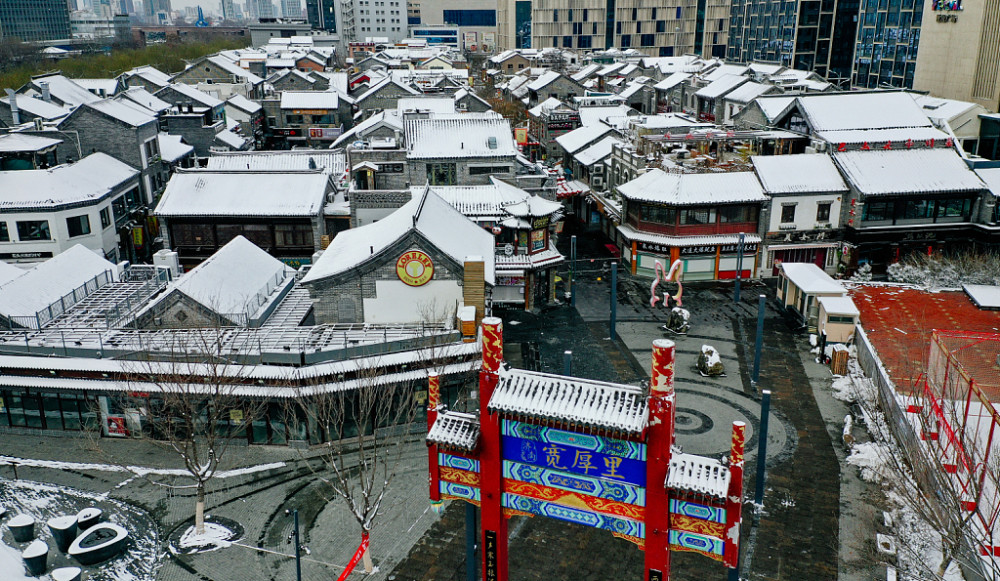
left=724, top=421, right=746, bottom=569
left=479, top=317, right=507, bottom=581
left=428, top=373, right=441, bottom=505
left=645, top=339, right=676, bottom=580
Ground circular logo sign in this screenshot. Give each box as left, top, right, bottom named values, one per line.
left=396, top=250, right=434, bottom=286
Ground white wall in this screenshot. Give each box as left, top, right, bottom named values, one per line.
left=0, top=202, right=119, bottom=265
left=356, top=207, right=397, bottom=226
left=768, top=193, right=843, bottom=233
left=363, top=279, right=462, bottom=323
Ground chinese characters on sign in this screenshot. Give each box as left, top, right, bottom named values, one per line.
left=638, top=242, right=758, bottom=255
left=502, top=435, right=646, bottom=486
left=484, top=530, right=498, bottom=581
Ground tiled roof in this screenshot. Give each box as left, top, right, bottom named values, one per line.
left=832, top=148, right=985, bottom=196
left=667, top=453, right=730, bottom=498
left=488, top=367, right=649, bottom=435
left=617, top=169, right=766, bottom=205
left=405, top=114, right=516, bottom=159
left=427, top=411, right=480, bottom=451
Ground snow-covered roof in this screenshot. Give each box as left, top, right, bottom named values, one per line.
left=397, top=96, right=455, bottom=114
left=0, top=261, right=25, bottom=286
left=724, top=81, right=774, bottom=104
left=975, top=167, right=1000, bottom=198
left=527, top=96, right=564, bottom=117
left=619, top=82, right=648, bottom=99
left=653, top=73, right=692, bottom=92
left=74, top=78, right=119, bottom=96
left=156, top=170, right=328, bottom=217
left=797, top=91, right=934, bottom=132
left=695, top=74, right=749, bottom=100
left=119, top=87, right=172, bottom=113
left=571, top=63, right=602, bottom=81
left=578, top=105, right=635, bottom=128
left=427, top=411, right=480, bottom=451
left=421, top=178, right=531, bottom=219
left=158, top=133, right=193, bottom=162
left=701, top=63, right=749, bottom=83
left=226, top=94, right=262, bottom=114
left=355, top=77, right=420, bottom=103
left=754, top=95, right=797, bottom=123
left=163, top=236, right=291, bottom=321
left=632, top=113, right=708, bottom=130
left=207, top=55, right=264, bottom=84
left=331, top=110, right=403, bottom=148
left=751, top=154, right=848, bottom=194
left=214, top=129, right=247, bottom=150
left=28, top=75, right=101, bottom=107
left=641, top=55, right=706, bottom=75
left=85, top=98, right=157, bottom=127
left=748, top=63, right=785, bottom=76
left=910, top=93, right=981, bottom=123
left=124, top=65, right=172, bottom=88
left=405, top=115, right=516, bottom=159
left=555, top=123, right=616, bottom=154
left=963, top=284, right=1000, bottom=310
left=667, top=453, right=730, bottom=498
left=280, top=91, right=339, bottom=110
left=573, top=135, right=621, bottom=167
left=488, top=367, right=649, bottom=435
left=780, top=262, right=846, bottom=295
left=617, top=225, right=761, bottom=248
left=617, top=169, right=766, bottom=205
left=597, top=62, right=627, bottom=77
left=1, top=96, right=70, bottom=120
left=526, top=70, right=562, bottom=92
left=503, top=193, right=563, bottom=218
left=0, top=245, right=115, bottom=319
left=208, top=150, right=345, bottom=174
left=301, top=186, right=495, bottom=285
left=0, top=153, right=138, bottom=211
left=817, top=295, right=860, bottom=316
left=832, top=149, right=985, bottom=196
left=0, top=133, right=61, bottom=152
left=814, top=126, right=949, bottom=145
left=160, top=83, right=224, bottom=108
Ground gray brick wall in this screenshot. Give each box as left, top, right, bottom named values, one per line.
left=305, top=232, right=465, bottom=324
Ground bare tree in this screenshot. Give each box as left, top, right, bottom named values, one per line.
left=115, top=330, right=270, bottom=535
left=846, top=358, right=1000, bottom=580
left=286, top=361, right=421, bottom=572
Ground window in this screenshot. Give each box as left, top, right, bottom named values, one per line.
left=427, top=162, right=457, bottom=185
left=583, top=8, right=588, bottom=19
left=937, top=198, right=970, bottom=219
left=275, top=224, right=313, bottom=247
left=469, top=165, right=510, bottom=175
left=620, top=34, right=631, bottom=47
left=143, top=138, right=159, bottom=161
left=286, top=114, right=305, bottom=124
left=17, top=221, right=51, bottom=241
left=100, top=208, right=112, bottom=229
left=816, top=202, right=832, bottom=222
left=632, top=7, right=637, bottom=19
left=641, top=34, right=655, bottom=46
left=828, top=315, right=855, bottom=324
left=553, top=9, right=558, bottom=21
left=676, top=7, right=682, bottom=18
left=0, top=222, right=7, bottom=242
left=112, top=197, right=127, bottom=224
left=563, top=35, right=573, bottom=47
left=652, top=7, right=657, bottom=18
left=639, top=204, right=676, bottom=225
left=720, top=205, right=758, bottom=223
left=66, top=215, right=91, bottom=238
left=862, top=201, right=893, bottom=221
left=567, top=9, right=573, bottom=20
left=578, top=35, right=592, bottom=48
left=657, top=20, right=666, bottom=32
left=780, top=204, right=796, bottom=223
left=636, top=21, right=642, bottom=33
left=680, top=208, right=715, bottom=225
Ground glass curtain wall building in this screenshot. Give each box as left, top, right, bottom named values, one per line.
left=0, top=0, right=71, bottom=42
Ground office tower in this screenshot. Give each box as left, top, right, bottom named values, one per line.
left=497, top=0, right=728, bottom=57
left=220, top=0, right=236, bottom=20
left=280, top=0, right=300, bottom=18
left=305, top=0, right=336, bottom=30
left=0, top=0, right=72, bottom=41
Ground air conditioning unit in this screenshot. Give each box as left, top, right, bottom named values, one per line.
left=810, top=140, right=828, bottom=152
left=778, top=223, right=797, bottom=230
left=592, top=164, right=604, bottom=175
left=591, top=176, right=604, bottom=188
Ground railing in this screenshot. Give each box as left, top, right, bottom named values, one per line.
left=3, top=270, right=115, bottom=330
left=101, top=268, right=171, bottom=329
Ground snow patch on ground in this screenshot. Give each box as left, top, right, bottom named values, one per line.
left=177, top=522, right=234, bottom=552
left=0, top=456, right=285, bottom=479
left=0, top=541, right=33, bottom=581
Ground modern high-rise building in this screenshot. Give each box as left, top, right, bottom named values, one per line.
left=219, top=0, right=236, bottom=20
left=280, top=0, right=301, bottom=18
left=496, top=0, right=728, bottom=57
left=0, top=0, right=72, bottom=41
left=143, top=0, right=171, bottom=23
left=305, top=0, right=336, bottom=30
left=727, top=0, right=858, bottom=83
left=412, top=0, right=497, bottom=51
left=250, top=0, right=274, bottom=18
left=913, top=0, right=1000, bottom=111
left=851, top=0, right=921, bottom=89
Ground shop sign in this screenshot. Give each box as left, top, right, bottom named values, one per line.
left=396, top=250, right=434, bottom=286
left=107, top=416, right=127, bottom=436
left=530, top=229, right=545, bottom=252
left=720, top=242, right=758, bottom=254
left=484, top=530, right=498, bottom=581
left=514, top=127, right=528, bottom=145
left=230, top=409, right=244, bottom=425
left=0, top=252, right=52, bottom=259
left=293, top=109, right=329, bottom=115
left=638, top=241, right=671, bottom=254
left=532, top=216, right=550, bottom=229
left=272, top=128, right=301, bottom=137
left=680, top=245, right=718, bottom=256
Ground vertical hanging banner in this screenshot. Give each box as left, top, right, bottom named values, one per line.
left=336, top=533, right=370, bottom=581
left=484, top=530, right=498, bottom=581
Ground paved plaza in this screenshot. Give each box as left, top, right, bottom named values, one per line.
left=0, top=224, right=878, bottom=581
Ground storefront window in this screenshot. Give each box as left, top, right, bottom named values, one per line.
left=680, top=207, right=716, bottom=225
left=42, top=393, right=62, bottom=429
left=61, top=397, right=82, bottom=431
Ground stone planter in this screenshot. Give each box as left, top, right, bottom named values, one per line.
left=8, top=514, right=35, bottom=542
left=23, top=539, right=49, bottom=575
left=52, top=566, right=83, bottom=581
left=69, top=523, right=129, bottom=566
left=76, top=507, right=103, bottom=532
left=48, top=516, right=79, bottom=552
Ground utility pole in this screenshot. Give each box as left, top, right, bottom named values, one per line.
left=752, top=294, right=765, bottom=386
left=609, top=262, right=618, bottom=340
left=734, top=232, right=745, bottom=304
left=293, top=510, right=302, bottom=581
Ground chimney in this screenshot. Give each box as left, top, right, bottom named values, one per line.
left=5, top=89, right=19, bottom=125
left=463, top=256, right=486, bottom=329
left=40, top=82, right=51, bottom=103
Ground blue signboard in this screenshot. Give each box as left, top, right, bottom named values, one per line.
left=501, top=434, right=646, bottom=487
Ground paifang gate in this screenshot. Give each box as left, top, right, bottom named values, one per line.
left=425, top=317, right=746, bottom=581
